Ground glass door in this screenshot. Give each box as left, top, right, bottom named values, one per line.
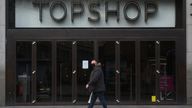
left=74, top=41, right=94, bottom=103
left=140, top=41, right=176, bottom=104
left=140, top=41, right=157, bottom=104
left=98, top=41, right=117, bottom=103
left=35, top=41, right=52, bottom=103
left=120, top=41, right=136, bottom=103
left=16, top=41, right=53, bottom=104
left=56, top=42, right=72, bottom=103
left=159, top=41, right=176, bottom=103
left=16, top=41, right=32, bottom=103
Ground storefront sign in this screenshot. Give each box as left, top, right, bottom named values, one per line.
left=15, top=0, right=176, bottom=28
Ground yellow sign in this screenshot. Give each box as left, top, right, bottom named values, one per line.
left=151, top=96, right=156, bottom=102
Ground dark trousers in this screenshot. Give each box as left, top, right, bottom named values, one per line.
left=88, top=91, right=107, bottom=108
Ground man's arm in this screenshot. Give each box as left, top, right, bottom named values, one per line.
left=88, top=69, right=101, bottom=85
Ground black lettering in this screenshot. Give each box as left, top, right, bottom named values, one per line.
left=50, top=0, right=67, bottom=22
left=105, top=0, right=120, bottom=23
left=32, top=0, right=49, bottom=23
left=71, top=2, right=85, bottom=23
left=124, top=1, right=141, bottom=22
left=88, top=2, right=101, bottom=22
left=145, top=1, right=158, bottom=23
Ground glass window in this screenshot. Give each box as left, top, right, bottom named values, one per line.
left=159, top=41, right=176, bottom=101
left=99, top=41, right=115, bottom=102
left=77, top=41, right=94, bottom=102
left=120, top=41, right=135, bottom=102
left=57, top=42, right=72, bottom=102
left=36, top=42, right=52, bottom=102
left=140, top=41, right=156, bottom=102
left=16, top=42, right=32, bottom=103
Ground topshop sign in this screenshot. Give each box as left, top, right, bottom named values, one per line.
left=15, top=0, right=176, bottom=28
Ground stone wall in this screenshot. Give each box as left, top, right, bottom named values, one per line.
left=0, top=0, right=5, bottom=106
left=187, top=0, right=192, bottom=104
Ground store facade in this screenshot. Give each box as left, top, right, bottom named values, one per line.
left=6, top=0, right=186, bottom=105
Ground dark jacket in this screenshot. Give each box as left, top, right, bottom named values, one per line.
left=88, top=63, right=106, bottom=92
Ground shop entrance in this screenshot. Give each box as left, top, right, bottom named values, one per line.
left=14, top=41, right=176, bottom=105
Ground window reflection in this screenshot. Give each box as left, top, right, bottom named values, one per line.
left=99, top=41, right=115, bottom=102
left=159, top=41, right=176, bottom=101
left=36, top=42, right=52, bottom=102
left=16, top=42, right=32, bottom=103
left=120, top=41, right=135, bottom=102
left=140, top=41, right=156, bottom=102
left=57, top=42, right=72, bottom=102
left=77, top=41, right=94, bottom=102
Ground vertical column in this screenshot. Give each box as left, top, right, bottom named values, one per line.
left=187, top=0, right=192, bottom=104
left=115, top=41, right=120, bottom=103
left=72, top=41, right=77, bottom=104
left=0, top=0, right=5, bottom=106
left=135, top=41, right=140, bottom=103
left=94, top=41, right=98, bottom=60
left=52, top=41, right=57, bottom=103
left=155, top=41, right=160, bottom=102
left=32, top=41, right=37, bottom=104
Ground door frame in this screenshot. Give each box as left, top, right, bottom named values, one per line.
left=6, top=30, right=186, bottom=105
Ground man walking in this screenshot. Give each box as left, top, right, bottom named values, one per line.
left=86, top=60, right=107, bottom=108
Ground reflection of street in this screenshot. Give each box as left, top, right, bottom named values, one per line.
left=17, top=74, right=30, bottom=102
left=99, top=41, right=116, bottom=102
left=104, top=61, right=115, bottom=95
left=77, top=41, right=93, bottom=102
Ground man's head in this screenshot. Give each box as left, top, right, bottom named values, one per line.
left=91, top=59, right=97, bottom=66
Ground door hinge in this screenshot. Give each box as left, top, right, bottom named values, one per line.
left=32, top=70, right=36, bottom=74
left=116, top=41, right=120, bottom=45
left=156, top=41, right=160, bottom=45
left=73, top=41, right=76, bottom=45
left=32, top=100, right=36, bottom=104
left=72, top=99, right=76, bottom=104
left=116, top=99, right=120, bottom=103
left=116, top=70, right=120, bottom=74
left=73, top=70, right=76, bottom=74
left=157, top=99, right=160, bottom=103
left=32, top=41, right=36, bottom=45
left=156, top=70, right=160, bottom=74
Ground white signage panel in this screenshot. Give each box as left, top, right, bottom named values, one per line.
left=82, top=60, right=89, bottom=69
left=15, top=0, right=176, bottom=28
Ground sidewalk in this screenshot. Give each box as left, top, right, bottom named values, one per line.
left=1, top=105, right=192, bottom=108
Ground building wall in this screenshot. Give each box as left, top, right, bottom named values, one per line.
left=187, top=0, right=192, bottom=105
left=0, top=0, right=5, bottom=106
